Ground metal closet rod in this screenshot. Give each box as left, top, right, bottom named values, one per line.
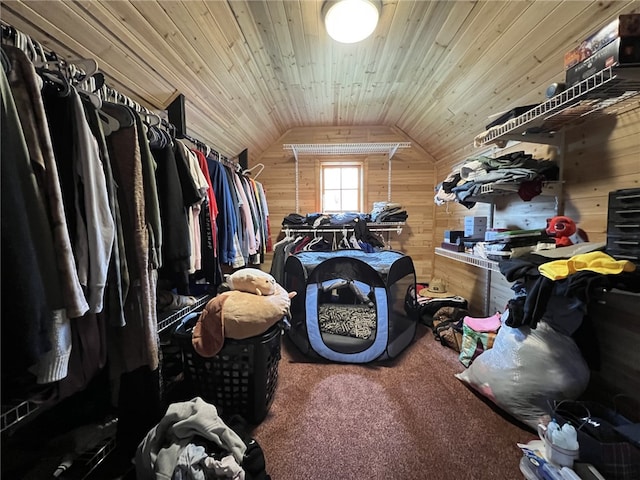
left=283, top=223, right=404, bottom=235
left=180, top=133, right=240, bottom=172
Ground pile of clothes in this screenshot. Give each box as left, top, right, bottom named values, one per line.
left=434, top=151, right=559, bottom=208
left=136, top=397, right=271, bottom=480
left=370, top=202, right=408, bottom=223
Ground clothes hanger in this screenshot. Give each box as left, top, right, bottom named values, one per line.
left=243, top=163, right=265, bottom=179
left=95, top=86, right=121, bottom=135
left=141, top=106, right=161, bottom=127
left=66, top=57, right=98, bottom=77
left=72, top=65, right=102, bottom=109
left=103, top=91, right=135, bottom=129
left=38, top=66, right=72, bottom=97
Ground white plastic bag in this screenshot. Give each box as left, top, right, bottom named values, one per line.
left=456, top=321, right=590, bottom=429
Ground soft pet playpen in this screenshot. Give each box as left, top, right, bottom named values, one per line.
left=284, top=250, right=417, bottom=362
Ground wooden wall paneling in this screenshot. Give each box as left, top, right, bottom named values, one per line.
left=128, top=1, right=267, bottom=150
left=488, top=273, right=514, bottom=315
left=1, top=1, right=174, bottom=106
left=64, top=1, right=184, bottom=104
left=431, top=260, right=490, bottom=316
left=255, top=126, right=434, bottom=279
left=370, top=2, right=451, bottom=124
left=226, top=1, right=299, bottom=130
left=492, top=195, right=560, bottom=231
left=396, top=1, right=534, bottom=129
left=422, top=2, right=638, bottom=160
left=562, top=104, right=640, bottom=241
left=3, top=1, right=637, bottom=169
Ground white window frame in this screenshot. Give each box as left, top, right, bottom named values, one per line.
left=319, top=161, right=364, bottom=213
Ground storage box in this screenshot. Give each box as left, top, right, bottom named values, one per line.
left=440, top=241, right=465, bottom=253
left=606, top=187, right=640, bottom=267
left=444, top=230, right=465, bottom=244
left=464, top=216, right=487, bottom=238
left=565, top=36, right=640, bottom=87
left=174, top=312, right=282, bottom=424
left=563, top=15, right=640, bottom=70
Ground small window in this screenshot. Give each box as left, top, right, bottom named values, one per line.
left=321, top=162, right=363, bottom=213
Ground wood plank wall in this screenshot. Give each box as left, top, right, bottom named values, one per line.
left=432, top=101, right=640, bottom=419
left=255, top=125, right=436, bottom=281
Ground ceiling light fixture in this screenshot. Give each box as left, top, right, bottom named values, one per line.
left=323, top=0, right=380, bottom=44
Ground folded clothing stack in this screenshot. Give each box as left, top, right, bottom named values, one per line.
left=370, top=201, right=408, bottom=223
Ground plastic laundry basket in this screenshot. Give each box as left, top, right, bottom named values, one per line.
left=173, top=312, right=282, bottom=424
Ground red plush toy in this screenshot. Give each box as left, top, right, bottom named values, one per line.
left=545, top=216, right=588, bottom=247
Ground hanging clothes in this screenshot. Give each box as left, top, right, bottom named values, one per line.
left=82, top=95, right=129, bottom=328
left=151, top=135, right=191, bottom=277
left=207, top=155, right=238, bottom=266
left=102, top=101, right=159, bottom=375
left=132, top=108, right=162, bottom=270
left=4, top=45, right=88, bottom=319
left=1, top=60, right=58, bottom=387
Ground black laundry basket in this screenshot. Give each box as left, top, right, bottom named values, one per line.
left=173, top=312, right=282, bottom=424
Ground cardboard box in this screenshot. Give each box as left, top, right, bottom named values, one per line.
left=565, top=36, right=640, bottom=87
left=564, top=14, right=640, bottom=70
left=464, top=216, right=487, bottom=237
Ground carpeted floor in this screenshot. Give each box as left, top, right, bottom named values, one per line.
left=251, top=325, right=537, bottom=480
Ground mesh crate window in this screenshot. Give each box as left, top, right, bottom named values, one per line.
left=321, top=163, right=362, bottom=213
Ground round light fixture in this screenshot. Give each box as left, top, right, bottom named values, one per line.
left=323, top=0, right=380, bottom=44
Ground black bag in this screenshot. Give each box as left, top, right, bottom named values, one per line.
left=553, top=400, right=640, bottom=480
left=226, top=414, right=272, bottom=480
left=403, top=283, right=428, bottom=321
left=404, top=284, right=468, bottom=327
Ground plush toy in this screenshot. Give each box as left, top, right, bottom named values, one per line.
left=222, top=284, right=296, bottom=340
left=545, top=216, right=588, bottom=247
left=192, top=272, right=296, bottom=358
left=226, top=268, right=276, bottom=296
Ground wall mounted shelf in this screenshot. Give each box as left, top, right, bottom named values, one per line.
left=465, top=180, right=563, bottom=204
left=1, top=399, right=44, bottom=434
left=157, top=294, right=212, bottom=334
left=283, top=142, right=411, bottom=158
left=435, top=247, right=501, bottom=273
left=283, top=142, right=412, bottom=209
left=474, top=66, right=640, bottom=147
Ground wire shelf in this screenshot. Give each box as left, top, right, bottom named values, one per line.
left=435, top=247, right=501, bottom=273
left=1, top=400, right=42, bottom=433
left=284, top=142, right=411, bottom=157
left=76, top=435, right=117, bottom=480
left=474, top=66, right=640, bottom=147
left=157, top=294, right=212, bottom=334
left=466, top=180, right=562, bottom=203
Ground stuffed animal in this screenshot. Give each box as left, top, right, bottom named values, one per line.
left=545, top=216, right=588, bottom=247
left=222, top=284, right=296, bottom=340
left=192, top=272, right=296, bottom=358
left=226, top=268, right=276, bottom=296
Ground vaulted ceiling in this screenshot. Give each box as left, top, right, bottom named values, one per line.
left=2, top=0, right=638, bottom=163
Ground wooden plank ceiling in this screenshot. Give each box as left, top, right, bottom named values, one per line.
left=2, top=0, right=638, bottom=163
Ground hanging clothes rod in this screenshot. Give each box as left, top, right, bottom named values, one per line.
left=180, top=133, right=241, bottom=172
left=283, top=222, right=405, bottom=236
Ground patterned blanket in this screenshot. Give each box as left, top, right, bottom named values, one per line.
left=318, top=304, right=377, bottom=339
